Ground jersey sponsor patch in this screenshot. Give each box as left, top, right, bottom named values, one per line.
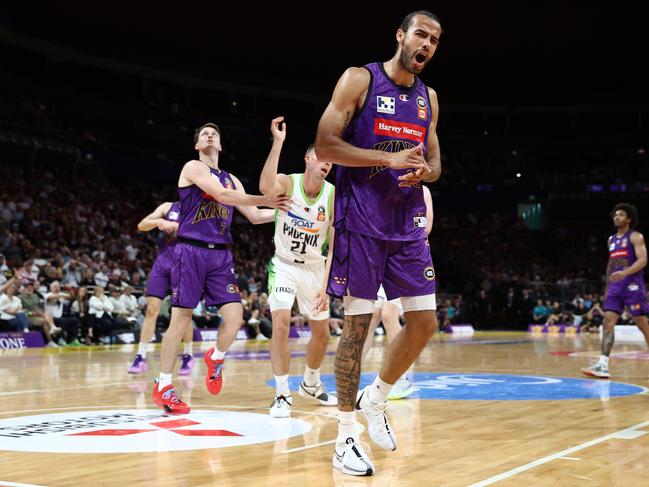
left=413, top=216, right=427, bottom=228
left=168, top=211, right=180, bottom=221
left=424, top=267, right=435, bottom=280
left=376, top=96, right=395, bottom=114
left=374, top=118, right=427, bottom=144
left=275, top=286, right=296, bottom=295
left=399, top=94, right=409, bottom=102
left=610, top=249, right=629, bottom=259
left=628, top=283, right=640, bottom=292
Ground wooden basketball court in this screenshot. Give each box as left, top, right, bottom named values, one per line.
left=1, top=332, right=648, bottom=486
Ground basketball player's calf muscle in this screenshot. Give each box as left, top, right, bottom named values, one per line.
left=335, top=314, right=371, bottom=409
left=602, top=330, right=615, bottom=356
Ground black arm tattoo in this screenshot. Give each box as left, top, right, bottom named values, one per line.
left=341, top=111, right=352, bottom=133
left=334, top=313, right=372, bottom=410
left=601, top=329, right=615, bottom=356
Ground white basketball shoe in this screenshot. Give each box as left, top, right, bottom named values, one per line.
left=333, top=437, right=374, bottom=476
left=355, top=386, right=397, bottom=451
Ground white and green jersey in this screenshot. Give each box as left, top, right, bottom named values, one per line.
left=273, top=173, right=334, bottom=264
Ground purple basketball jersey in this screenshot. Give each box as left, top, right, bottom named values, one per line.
left=607, top=230, right=646, bottom=296
left=145, top=201, right=180, bottom=299
left=335, top=62, right=431, bottom=240
left=159, top=201, right=181, bottom=253
left=177, top=167, right=235, bottom=244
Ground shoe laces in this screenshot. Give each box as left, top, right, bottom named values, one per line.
left=161, top=388, right=183, bottom=404
left=273, top=394, right=292, bottom=407
left=210, top=363, right=223, bottom=380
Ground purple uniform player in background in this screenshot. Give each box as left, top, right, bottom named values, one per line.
left=152, top=122, right=289, bottom=414
left=582, top=203, right=649, bottom=379
left=127, top=201, right=195, bottom=376
left=315, top=10, right=443, bottom=476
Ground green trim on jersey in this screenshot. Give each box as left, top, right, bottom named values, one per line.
left=298, top=174, right=326, bottom=206
left=267, top=258, right=276, bottom=295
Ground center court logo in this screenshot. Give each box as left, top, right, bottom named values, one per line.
left=277, top=373, right=647, bottom=401
left=0, top=410, right=311, bottom=453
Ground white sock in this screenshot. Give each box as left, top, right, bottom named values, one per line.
left=158, top=372, right=172, bottom=390
left=598, top=355, right=609, bottom=367
left=211, top=347, right=226, bottom=361
left=274, top=374, right=290, bottom=396
left=303, top=366, right=320, bottom=387
left=337, top=410, right=357, bottom=444
left=183, top=342, right=193, bottom=355
left=368, top=375, right=393, bottom=404
left=137, top=342, right=148, bottom=358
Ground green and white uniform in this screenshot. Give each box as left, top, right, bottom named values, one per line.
left=268, top=174, right=334, bottom=320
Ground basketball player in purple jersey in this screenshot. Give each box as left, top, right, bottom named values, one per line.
left=152, top=122, right=290, bottom=414
left=582, top=203, right=649, bottom=379
left=315, top=11, right=442, bottom=475
left=127, top=201, right=195, bottom=375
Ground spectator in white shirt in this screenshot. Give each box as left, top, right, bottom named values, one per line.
left=44, top=281, right=81, bottom=345
left=0, top=282, right=29, bottom=332
left=88, top=286, right=116, bottom=344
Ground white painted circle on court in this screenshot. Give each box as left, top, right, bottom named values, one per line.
left=0, top=409, right=311, bottom=453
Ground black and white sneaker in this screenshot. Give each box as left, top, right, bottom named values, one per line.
left=332, top=437, right=374, bottom=476
left=299, top=381, right=337, bottom=406
left=269, top=394, right=292, bottom=418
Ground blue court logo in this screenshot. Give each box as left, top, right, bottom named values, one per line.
left=269, top=373, right=646, bottom=401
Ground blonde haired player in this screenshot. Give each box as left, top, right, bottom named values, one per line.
left=259, top=117, right=337, bottom=417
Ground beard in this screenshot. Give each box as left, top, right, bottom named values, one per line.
left=399, top=46, right=422, bottom=75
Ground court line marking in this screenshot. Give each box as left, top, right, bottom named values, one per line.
left=469, top=419, right=649, bottom=486
left=0, top=481, right=47, bottom=487
left=0, top=382, right=130, bottom=397
left=282, top=439, right=336, bottom=453
left=571, top=474, right=594, bottom=481
left=557, top=456, right=580, bottom=461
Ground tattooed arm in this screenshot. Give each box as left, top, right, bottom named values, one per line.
left=335, top=314, right=373, bottom=411
left=315, top=67, right=429, bottom=172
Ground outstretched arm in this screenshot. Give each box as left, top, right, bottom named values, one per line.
left=259, top=117, right=292, bottom=197
left=315, top=67, right=430, bottom=171
left=180, top=160, right=290, bottom=210
left=137, top=202, right=173, bottom=232
left=231, top=174, right=278, bottom=225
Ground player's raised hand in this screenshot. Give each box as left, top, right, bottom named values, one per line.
left=270, top=116, right=286, bottom=143
left=261, top=194, right=292, bottom=211
left=313, top=288, right=330, bottom=315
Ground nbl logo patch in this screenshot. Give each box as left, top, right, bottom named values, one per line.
left=227, top=284, right=239, bottom=294
left=376, top=96, right=395, bottom=114
left=424, top=267, right=435, bottom=281
left=317, top=206, right=326, bottom=221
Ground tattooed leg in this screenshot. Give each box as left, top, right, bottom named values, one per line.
left=601, top=311, right=619, bottom=356
left=601, top=329, right=615, bottom=356
left=335, top=313, right=372, bottom=411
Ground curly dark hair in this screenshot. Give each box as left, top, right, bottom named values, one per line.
left=611, top=203, right=639, bottom=228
